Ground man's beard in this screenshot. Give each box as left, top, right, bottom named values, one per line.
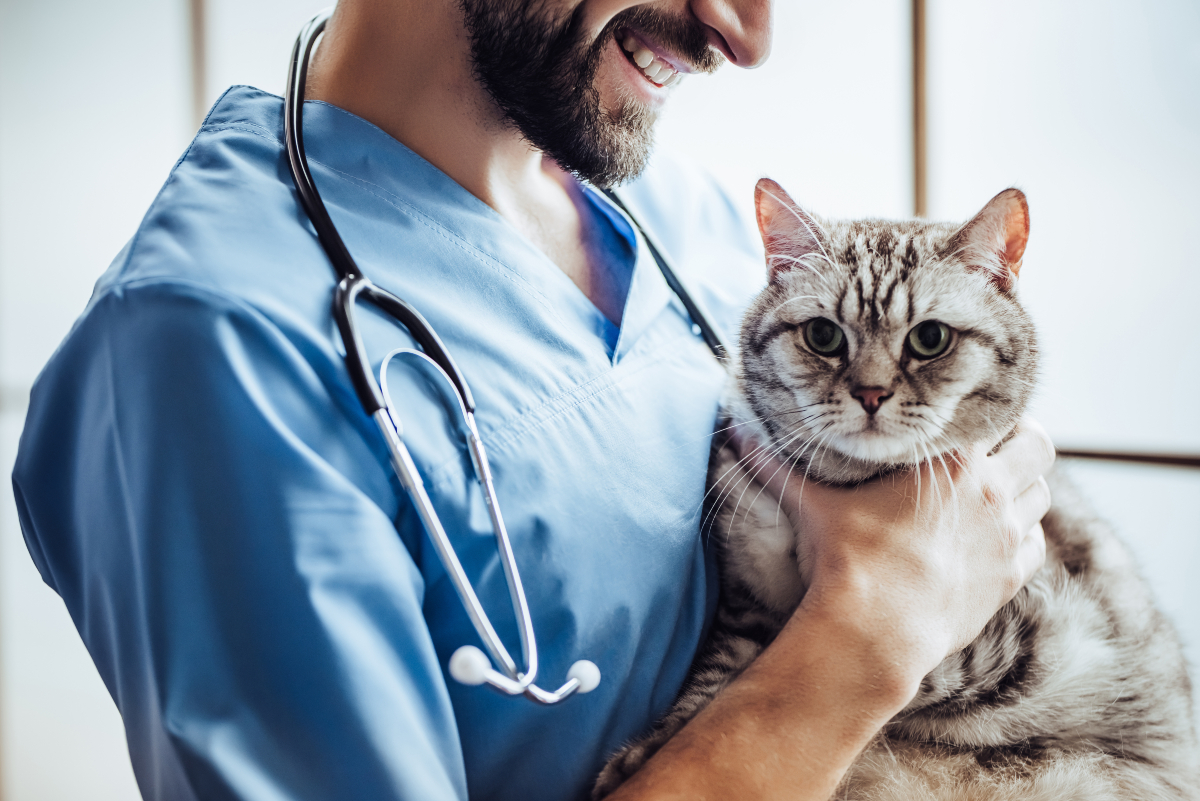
left=460, top=1, right=721, bottom=187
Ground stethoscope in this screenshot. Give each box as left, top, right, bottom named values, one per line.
left=284, top=9, right=729, bottom=705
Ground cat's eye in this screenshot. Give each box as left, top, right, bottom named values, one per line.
left=906, top=321, right=952, bottom=359
left=804, top=318, right=846, bottom=356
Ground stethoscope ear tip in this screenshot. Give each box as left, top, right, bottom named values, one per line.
left=567, top=660, right=601, bottom=694
left=449, top=645, right=492, bottom=686
left=449, top=646, right=602, bottom=697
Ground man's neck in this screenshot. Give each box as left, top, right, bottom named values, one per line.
left=305, top=0, right=609, bottom=314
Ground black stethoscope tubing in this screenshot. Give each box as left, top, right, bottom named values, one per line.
left=283, top=9, right=728, bottom=704
left=285, top=12, right=477, bottom=418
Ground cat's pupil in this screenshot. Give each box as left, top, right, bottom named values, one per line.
left=917, top=322, right=942, bottom=349
left=812, top=321, right=836, bottom=346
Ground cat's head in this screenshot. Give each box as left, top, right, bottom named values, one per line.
left=737, top=179, right=1039, bottom=484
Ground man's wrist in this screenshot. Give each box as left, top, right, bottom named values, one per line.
left=613, top=595, right=920, bottom=801
left=778, top=591, right=927, bottom=721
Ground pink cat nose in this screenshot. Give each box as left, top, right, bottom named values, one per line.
left=851, top=386, right=893, bottom=415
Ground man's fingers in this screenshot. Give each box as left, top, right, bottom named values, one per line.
left=1013, top=475, right=1052, bottom=531
left=1016, top=522, right=1047, bottom=586
left=987, top=417, right=1056, bottom=495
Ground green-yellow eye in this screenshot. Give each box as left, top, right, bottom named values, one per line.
left=907, top=321, right=951, bottom=359
left=804, top=318, right=845, bottom=355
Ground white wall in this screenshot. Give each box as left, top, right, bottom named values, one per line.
left=658, top=0, right=913, bottom=220
left=927, top=0, right=1200, bottom=453
left=205, top=0, right=332, bottom=108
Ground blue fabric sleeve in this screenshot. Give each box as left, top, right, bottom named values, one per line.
left=13, top=279, right=468, bottom=800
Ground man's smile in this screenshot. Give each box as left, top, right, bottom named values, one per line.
left=616, top=28, right=685, bottom=88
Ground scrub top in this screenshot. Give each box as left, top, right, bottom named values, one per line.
left=12, top=86, right=764, bottom=801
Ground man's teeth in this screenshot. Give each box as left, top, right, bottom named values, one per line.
left=621, top=35, right=679, bottom=87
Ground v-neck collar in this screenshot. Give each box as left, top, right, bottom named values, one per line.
left=291, top=93, right=676, bottom=366
left=585, top=187, right=674, bottom=364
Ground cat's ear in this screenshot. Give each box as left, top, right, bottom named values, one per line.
left=755, top=178, right=825, bottom=283
left=946, top=188, right=1029, bottom=291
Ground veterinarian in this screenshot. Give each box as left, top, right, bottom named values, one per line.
left=12, top=1, right=1055, bottom=799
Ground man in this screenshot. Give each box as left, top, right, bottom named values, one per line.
left=13, top=0, right=1052, bottom=799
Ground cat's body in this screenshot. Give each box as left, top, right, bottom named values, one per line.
left=594, top=183, right=1198, bottom=799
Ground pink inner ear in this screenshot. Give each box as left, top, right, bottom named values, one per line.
left=755, top=178, right=821, bottom=282
left=755, top=179, right=791, bottom=249
left=1001, top=193, right=1030, bottom=276
left=956, top=188, right=1030, bottom=290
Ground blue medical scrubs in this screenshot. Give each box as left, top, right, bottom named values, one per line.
left=12, top=86, right=763, bottom=800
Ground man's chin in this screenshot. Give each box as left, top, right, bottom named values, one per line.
left=557, top=122, right=655, bottom=187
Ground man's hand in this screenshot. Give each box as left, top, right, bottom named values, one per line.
left=741, top=416, right=1055, bottom=697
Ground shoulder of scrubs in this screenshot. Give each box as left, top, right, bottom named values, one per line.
left=15, top=280, right=462, bottom=800
left=12, top=85, right=765, bottom=801
left=619, top=150, right=765, bottom=341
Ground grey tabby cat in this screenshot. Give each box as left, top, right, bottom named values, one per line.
left=594, top=179, right=1199, bottom=800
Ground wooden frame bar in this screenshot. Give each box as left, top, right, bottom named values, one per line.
left=190, top=0, right=208, bottom=130
left=912, top=0, right=927, bottom=217
left=1056, top=449, right=1200, bottom=469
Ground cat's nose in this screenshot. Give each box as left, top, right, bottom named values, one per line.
left=851, top=386, right=893, bottom=415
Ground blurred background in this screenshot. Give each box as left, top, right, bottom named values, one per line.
left=1, top=0, right=1197, bottom=798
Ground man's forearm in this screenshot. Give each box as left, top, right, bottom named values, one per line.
left=610, top=599, right=916, bottom=800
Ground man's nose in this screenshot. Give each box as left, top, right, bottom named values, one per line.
left=691, top=0, right=773, bottom=67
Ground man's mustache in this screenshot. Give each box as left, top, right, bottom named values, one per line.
left=602, top=7, right=725, bottom=75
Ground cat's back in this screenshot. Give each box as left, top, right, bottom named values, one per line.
left=1039, top=472, right=1198, bottom=768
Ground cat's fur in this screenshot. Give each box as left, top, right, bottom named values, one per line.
left=594, top=181, right=1199, bottom=800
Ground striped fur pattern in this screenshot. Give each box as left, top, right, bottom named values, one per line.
left=593, top=184, right=1199, bottom=799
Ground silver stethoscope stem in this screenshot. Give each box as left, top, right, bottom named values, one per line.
left=284, top=6, right=600, bottom=706
left=372, top=346, right=602, bottom=702
left=370, top=407, right=600, bottom=700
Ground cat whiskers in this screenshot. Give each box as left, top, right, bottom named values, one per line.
left=710, top=428, right=807, bottom=540
left=696, top=408, right=829, bottom=540
left=937, top=453, right=960, bottom=513
left=742, top=419, right=836, bottom=533
left=709, top=407, right=811, bottom=440
left=903, top=403, right=968, bottom=452
left=727, top=422, right=835, bottom=543
left=901, top=428, right=965, bottom=524
left=703, top=406, right=825, bottom=494
left=788, top=424, right=841, bottom=526
left=723, top=417, right=827, bottom=528
left=716, top=415, right=833, bottom=538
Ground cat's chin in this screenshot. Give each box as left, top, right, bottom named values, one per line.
left=791, top=447, right=913, bottom=486
left=777, top=430, right=930, bottom=485
left=826, top=429, right=933, bottom=465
